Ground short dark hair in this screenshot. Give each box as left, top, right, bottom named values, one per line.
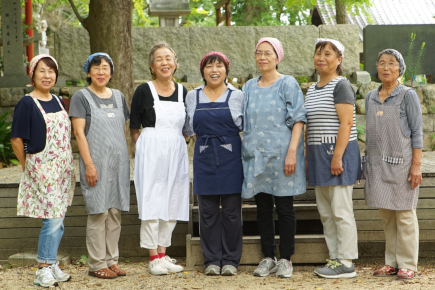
left=200, top=54, right=229, bottom=86
left=86, top=55, right=114, bottom=85
left=314, top=41, right=344, bottom=76
left=32, top=57, right=59, bottom=85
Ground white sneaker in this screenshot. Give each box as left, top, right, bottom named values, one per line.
left=149, top=258, right=169, bottom=275
left=160, top=256, right=184, bottom=273
left=34, top=267, right=59, bottom=287
left=50, top=261, right=71, bottom=282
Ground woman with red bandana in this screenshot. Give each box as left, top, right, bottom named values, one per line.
left=11, top=55, right=75, bottom=288
left=183, top=51, right=244, bottom=276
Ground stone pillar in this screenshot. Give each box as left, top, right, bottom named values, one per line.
left=0, top=0, right=30, bottom=87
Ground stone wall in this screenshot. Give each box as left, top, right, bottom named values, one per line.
left=54, top=25, right=360, bottom=81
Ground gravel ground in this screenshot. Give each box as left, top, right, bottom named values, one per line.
left=0, top=261, right=433, bottom=290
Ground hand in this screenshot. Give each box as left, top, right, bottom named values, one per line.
left=284, top=151, right=297, bottom=176
left=21, top=163, right=25, bottom=172
left=85, top=163, right=98, bottom=187
left=331, top=156, right=343, bottom=176
left=408, top=164, right=422, bottom=189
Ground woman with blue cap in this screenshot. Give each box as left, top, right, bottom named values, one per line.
left=70, top=53, right=130, bottom=279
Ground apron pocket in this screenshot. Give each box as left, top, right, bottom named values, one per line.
left=380, top=156, right=406, bottom=184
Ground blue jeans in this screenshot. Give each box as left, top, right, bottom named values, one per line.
left=37, top=216, right=65, bottom=264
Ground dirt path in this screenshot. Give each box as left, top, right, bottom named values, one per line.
left=1, top=262, right=433, bottom=290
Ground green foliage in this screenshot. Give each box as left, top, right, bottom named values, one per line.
left=356, top=124, right=365, bottom=142
left=125, top=258, right=131, bottom=263
left=132, top=0, right=159, bottom=27
left=296, top=76, right=308, bottom=85
left=181, top=0, right=215, bottom=27
left=404, top=33, right=426, bottom=81
left=76, top=255, right=89, bottom=265
left=0, top=111, right=20, bottom=167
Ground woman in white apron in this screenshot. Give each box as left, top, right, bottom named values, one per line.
left=130, top=42, right=189, bottom=276
left=11, top=55, right=75, bottom=288
left=70, top=53, right=130, bottom=279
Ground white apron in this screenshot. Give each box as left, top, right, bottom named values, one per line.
left=134, top=82, right=189, bottom=221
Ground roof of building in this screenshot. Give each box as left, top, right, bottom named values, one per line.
left=315, top=0, right=435, bottom=41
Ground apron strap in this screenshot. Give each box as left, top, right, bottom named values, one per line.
left=177, top=83, right=183, bottom=103
left=29, top=95, right=47, bottom=115
left=52, top=95, right=66, bottom=111
left=224, top=88, right=233, bottom=103
left=395, top=86, right=410, bottom=107
left=196, top=88, right=201, bottom=105
left=147, top=81, right=160, bottom=103
left=81, top=89, right=99, bottom=109
left=112, top=89, right=123, bottom=109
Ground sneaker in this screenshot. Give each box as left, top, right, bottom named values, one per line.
left=221, top=265, right=237, bottom=276
left=253, top=257, right=277, bottom=277
left=276, top=259, right=293, bottom=278
left=314, top=259, right=356, bottom=279
left=205, top=264, right=221, bottom=276
left=160, top=256, right=184, bottom=273
left=149, top=258, right=169, bottom=275
left=50, top=261, right=71, bottom=282
left=397, top=268, right=415, bottom=279
left=373, top=265, right=398, bottom=277
left=34, top=267, right=59, bottom=288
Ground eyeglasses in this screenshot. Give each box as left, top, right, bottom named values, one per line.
left=255, top=51, right=275, bottom=58
left=377, top=62, right=399, bottom=69
left=91, top=67, right=110, bottom=72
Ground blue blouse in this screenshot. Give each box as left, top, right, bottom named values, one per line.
left=241, top=75, right=307, bottom=198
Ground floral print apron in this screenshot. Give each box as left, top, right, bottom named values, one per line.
left=17, top=95, right=75, bottom=218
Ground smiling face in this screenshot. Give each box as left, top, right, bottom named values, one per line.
left=87, top=58, right=112, bottom=88
left=313, top=43, right=343, bottom=76
left=150, top=48, right=176, bottom=80
left=32, top=59, right=57, bottom=91
left=377, top=54, right=400, bottom=84
left=202, top=59, right=227, bottom=87
left=255, top=42, right=279, bottom=73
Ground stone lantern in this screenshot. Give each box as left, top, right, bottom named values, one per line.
left=148, top=0, right=191, bottom=27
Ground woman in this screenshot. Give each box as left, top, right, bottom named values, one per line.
left=364, top=49, right=422, bottom=279
left=305, top=38, right=360, bottom=279
left=242, top=38, right=307, bottom=278
left=183, top=51, right=244, bottom=276
left=70, top=53, right=130, bottom=279
left=11, top=55, right=75, bottom=288
left=130, top=42, right=189, bottom=276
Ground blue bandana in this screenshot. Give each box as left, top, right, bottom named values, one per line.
left=83, top=53, right=114, bottom=73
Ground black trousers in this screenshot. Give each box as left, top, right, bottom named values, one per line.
left=197, top=193, right=243, bottom=268
left=255, top=192, right=296, bottom=260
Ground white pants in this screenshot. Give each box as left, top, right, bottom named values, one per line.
left=315, top=185, right=358, bottom=260
left=140, top=219, right=177, bottom=249
left=379, top=208, right=419, bottom=271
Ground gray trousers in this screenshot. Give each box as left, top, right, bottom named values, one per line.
left=198, top=193, right=243, bottom=268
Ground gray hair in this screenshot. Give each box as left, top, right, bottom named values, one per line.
left=148, top=42, right=177, bottom=66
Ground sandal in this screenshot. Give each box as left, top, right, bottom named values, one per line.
left=397, top=268, right=415, bottom=279
left=88, top=268, right=118, bottom=279
left=109, top=264, right=126, bottom=276
left=373, top=265, right=398, bottom=277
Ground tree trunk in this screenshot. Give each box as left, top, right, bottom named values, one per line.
left=69, top=0, right=135, bottom=157
left=335, top=0, right=348, bottom=24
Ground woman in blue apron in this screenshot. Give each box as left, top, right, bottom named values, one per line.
left=184, top=51, right=244, bottom=276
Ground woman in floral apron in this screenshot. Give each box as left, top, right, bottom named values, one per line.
left=11, top=55, right=75, bottom=288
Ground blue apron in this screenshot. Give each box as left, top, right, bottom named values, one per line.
left=193, top=89, right=243, bottom=195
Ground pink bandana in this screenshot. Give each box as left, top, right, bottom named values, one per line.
left=27, top=54, right=59, bottom=87
left=255, top=37, right=284, bottom=63
left=200, top=51, right=229, bottom=71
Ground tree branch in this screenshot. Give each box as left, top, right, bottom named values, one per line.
left=67, top=0, right=88, bottom=29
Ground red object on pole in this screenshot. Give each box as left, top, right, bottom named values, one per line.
left=25, top=0, right=34, bottom=75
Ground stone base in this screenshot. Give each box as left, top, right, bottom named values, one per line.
left=0, top=75, right=30, bottom=88
left=348, top=71, right=371, bottom=84
left=8, top=253, right=70, bottom=267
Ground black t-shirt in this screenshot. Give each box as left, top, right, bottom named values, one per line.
left=130, top=82, right=187, bottom=129
left=11, top=95, right=66, bottom=154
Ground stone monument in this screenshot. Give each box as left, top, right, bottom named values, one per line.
left=0, top=0, right=30, bottom=87
left=148, top=0, right=191, bottom=27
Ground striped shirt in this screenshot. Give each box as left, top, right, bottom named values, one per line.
left=305, top=77, right=357, bottom=145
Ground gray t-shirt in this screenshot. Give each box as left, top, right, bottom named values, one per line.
left=69, top=88, right=130, bottom=135
left=315, top=78, right=356, bottom=104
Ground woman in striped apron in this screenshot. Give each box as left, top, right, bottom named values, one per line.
left=364, top=49, right=422, bottom=279
left=183, top=51, right=244, bottom=276
left=11, top=55, right=75, bottom=287
left=131, top=42, right=189, bottom=276
left=305, top=39, right=361, bottom=279
left=70, top=53, right=130, bottom=279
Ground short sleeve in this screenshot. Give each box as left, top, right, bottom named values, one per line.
left=333, top=79, right=355, bottom=105
left=11, top=99, right=31, bottom=140
left=283, top=76, right=307, bottom=129
left=69, top=91, right=89, bottom=119
left=130, top=85, right=143, bottom=129
left=120, top=93, right=130, bottom=121
left=182, top=90, right=197, bottom=137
